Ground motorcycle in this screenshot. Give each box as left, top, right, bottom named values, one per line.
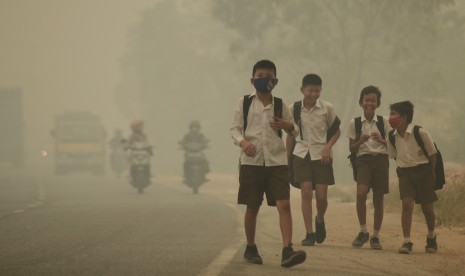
left=110, top=147, right=128, bottom=178
left=127, top=142, right=152, bottom=194
left=180, top=141, right=209, bottom=194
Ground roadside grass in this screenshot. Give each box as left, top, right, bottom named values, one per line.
left=435, top=164, right=465, bottom=226
left=384, top=162, right=465, bottom=227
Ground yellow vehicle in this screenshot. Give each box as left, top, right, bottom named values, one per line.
left=51, top=111, right=106, bottom=175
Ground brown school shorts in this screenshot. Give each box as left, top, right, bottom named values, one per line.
left=238, top=165, right=290, bottom=207
left=356, top=154, right=389, bottom=194
left=292, top=154, right=335, bottom=187
left=396, top=163, right=438, bottom=204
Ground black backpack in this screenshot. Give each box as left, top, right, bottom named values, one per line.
left=347, top=116, right=385, bottom=181
left=288, top=101, right=341, bottom=188
left=388, top=125, right=445, bottom=190
left=243, top=95, right=283, bottom=138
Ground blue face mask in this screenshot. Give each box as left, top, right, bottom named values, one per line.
left=253, top=77, right=275, bottom=93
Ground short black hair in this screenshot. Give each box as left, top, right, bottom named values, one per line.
left=359, top=85, right=381, bottom=106
left=390, top=101, right=414, bottom=123
left=302, top=74, right=322, bottom=86
left=252, top=60, right=277, bottom=76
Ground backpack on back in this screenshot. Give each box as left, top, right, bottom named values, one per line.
left=388, top=125, right=445, bottom=190
left=288, top=101, right=341, bottom=189
left=347, top=116, right=385, bottom=181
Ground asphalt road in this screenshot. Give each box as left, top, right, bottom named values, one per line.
left=0, top=171, right=237, bottom=276
left=2, top=169, right=464, bottom=276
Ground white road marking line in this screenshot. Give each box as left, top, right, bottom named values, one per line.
left=197, top=203, right=244, bottom=276
left=0, top=178, right=47, bottom=219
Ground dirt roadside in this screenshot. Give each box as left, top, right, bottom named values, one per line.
left=159, top=173, right=465, bottom=276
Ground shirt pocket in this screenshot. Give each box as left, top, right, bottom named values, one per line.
left=312, top=113, right=327, bottom=132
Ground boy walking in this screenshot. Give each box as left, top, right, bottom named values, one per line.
left=347, top=86, right=390, bottom=250
left=387, top=101, right=438, bottom=254
left=287, top=74, right=341, bottom=246
left=230, top=60, right=306, bottom=267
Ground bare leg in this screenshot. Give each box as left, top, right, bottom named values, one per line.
left=245, top=206, right=260, bottom=245
left=401, top=197, right=414, bottom=238
left=373, top=192, right=384, bottom=232
left=276, top=199, right=293, bottom=246
left=315, top=184, right=328, bottom=222
left=421, top=203, right=436, bottom=232
left=300, top=181, right=313, bottom=233
left=356, top=185, right=369, bottom=227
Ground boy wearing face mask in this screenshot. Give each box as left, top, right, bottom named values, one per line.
left=347, top=86, right=391, bottom=250
left=387, top=101, right=438, bottom=254
left=287, top=74, right=341, bottom=247
left=230, top=59, right=307, bottom=268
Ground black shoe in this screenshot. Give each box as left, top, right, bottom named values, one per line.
left=399, top=242, right=413, bottom=254
left=314, top=216, right=326, bottom=244
left=301, top=232, right=316, bottom=246
left=352, top=232, right=369, bottom=248
left=281, top=244, right=306, bottom=268
left=425, top=236, right=438, bottom=253
left=369, top=237, right=383, bottom=250
left=243, top=244, right=263, bottom=264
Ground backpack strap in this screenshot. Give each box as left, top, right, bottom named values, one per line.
left=243, top=95, right=283, bottom=138
left=413, top=125, right=429, bottom=157
left=273, top=97, right=283, bottom=138
left=388, top=129, right=396, bottom=147
left=293, top=101, right=303, bottom=140
left=242, top=95, right=253, bottom=134
left=327, top=116, right=341, bottom=142
left=376, top=115, right=386, bottom=139
left=354, top=117, right=362, bottom=141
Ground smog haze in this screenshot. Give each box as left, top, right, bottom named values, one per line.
left=2, top=0, right=465, bottom=177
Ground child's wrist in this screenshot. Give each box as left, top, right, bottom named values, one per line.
left=288, top=123, right=294, bottom=132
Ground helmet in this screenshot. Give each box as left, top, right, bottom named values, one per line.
left=189, top=120, right=201, bottom=130
left=130, top=120, right=144, bottom=131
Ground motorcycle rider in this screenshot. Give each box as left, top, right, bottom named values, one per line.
left=180, top=120, right=209, bottom=183
left=126, top=120, right=152, bottom=183
left=128, top=120, right=148, bottom=146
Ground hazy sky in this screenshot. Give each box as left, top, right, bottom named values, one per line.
left=2, top=0, right=464, bottom=173
left=0, top=0, right=158, bottom=164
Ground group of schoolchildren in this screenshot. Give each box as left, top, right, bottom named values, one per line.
left=230, top=59, right=440, bottom=268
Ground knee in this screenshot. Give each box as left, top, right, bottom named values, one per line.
left=421, top=204, right=435, bottom=216
left=246, top=206, right=260, bottom=217
left=316, top=193, right=327, bottom=204
left=277, top=200, right=291, bottom=213
left=356, top=192, right=367, bottom=202
left=301, top=186, right=313, bottom=201
left=372, top=193, right=384, bottom=206
left=401, top=199, right=414, bottom=212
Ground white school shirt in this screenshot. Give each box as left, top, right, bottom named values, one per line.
left=289, top=99, right=338, bottom=160
left=387, top=124, right=437, bottom=168
left=230, top=93, right=299, bottom=166
left=346, top=114, right=390, bottom=157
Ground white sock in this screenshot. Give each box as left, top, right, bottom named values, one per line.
left=427, top=231, right=436, bottom=239
left=372, top=230, right=380, bottom=238
left=403, top=237, right=411, bottom=243
left=360, top=225, right=368, bottom=233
